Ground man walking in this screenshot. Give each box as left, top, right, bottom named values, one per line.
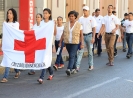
left=98, top=5, right=118, bottom=66
left=123, top=12, right=133, bottom=59
left=121, top=13, right=129, bottom=52
left=94, top=8, right=103, bottom=56
left=78, top=6, right=96, bottom=70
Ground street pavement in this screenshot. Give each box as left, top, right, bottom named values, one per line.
left=0, top=49, right=133, bottom=98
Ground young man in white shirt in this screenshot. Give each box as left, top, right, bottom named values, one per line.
left=112, top=11, right=121, bottom=57
left=93, top=8, right=103, bottom=56
left=123, top=12, right=133, bottom=59
left=98, top=5, right=118, bottom=66
left=121, top=13, right=129, bottom=52
left=78, top=6, right=96, bottom=70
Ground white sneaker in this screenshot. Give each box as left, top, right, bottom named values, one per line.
left=88, top=66, right=93, bottom=71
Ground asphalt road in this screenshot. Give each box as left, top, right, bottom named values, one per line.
left=0, top=49, right=133, bottom=98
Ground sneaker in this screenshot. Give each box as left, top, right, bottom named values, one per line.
left=37, top=79, right=43, bottom=84
left=114, top=53, right=117, bottom=57
left=14, top=71, right=21, bottom=79
left=66, top=69, right=71, bottom=76
left=109, top=62, right=114, bottom=66
left=58, top=64, right=64, bottom=69
left=28, top=71, right=35, bottom=75
left=126, top=54, right=131, bottom=59
left=76, top=67, right=80, bottom=72
left=71, top=69, right=77, bottom=74
left=88, top=66, right=93, bottom=71
left=0, top=78, right=8, bottom=83
left=53, top=64, right=58, bottom=70
left=47, top=75, right=54, bottom=80
left=123, top=49, right=126, bottom=52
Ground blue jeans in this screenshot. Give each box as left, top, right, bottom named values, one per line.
left=75, top=48, right=84, bottom=68
left=84, top=34, right=93, bottom=66
left=40, top=67, right=53, bottom=79
left=123, top=32, right=127, bottom=49
left=3, top=67, right=20, bottom=78
left=126, top=33, right=133, bottom=54
left=66, top=44, right=78, bottom=70
left=55, top=40, right=64, bottom=65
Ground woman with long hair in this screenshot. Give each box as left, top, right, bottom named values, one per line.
left=1, top=8, right=20, bottom=83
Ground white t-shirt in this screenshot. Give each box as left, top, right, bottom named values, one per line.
left=69, top=21, right=82, bottom=43
left=55, top=26, right=64, bottom=41
left=94, top=15, right=103, bottom=33
left=102, top=14, right=118, bottom=33
left=32, top=23, right=41, bottom=30
left=8, top=22, right=19, bottom=29
left=78, top=16, right=97, bottom=34
left=123, top=20, right=133, bottom=33
left=116, top=18, right=121, bottom=35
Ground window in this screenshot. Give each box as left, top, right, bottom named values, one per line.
left=0, top=0, right=4, bottom=11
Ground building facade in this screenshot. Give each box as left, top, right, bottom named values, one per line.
left=0, top=0, right=132, bottom=33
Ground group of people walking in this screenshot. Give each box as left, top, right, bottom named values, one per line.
left=0, top=4, right=133, bottom=84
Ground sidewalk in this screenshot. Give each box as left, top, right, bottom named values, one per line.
left=0, top=42, right=123, bottom=74
left=52, top=42, right=123, bottom=63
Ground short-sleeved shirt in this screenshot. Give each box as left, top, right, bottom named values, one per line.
left=78, top=16, right=97, bottom=34
left=123, top=20, right=133, bottom=33
left=102, top=14, right=118, bottom=33
left=116, top=18, right=121, bottom=35
left=94, top=15, right=103, bottom=33
left=55, top=26, right=64, bottom=41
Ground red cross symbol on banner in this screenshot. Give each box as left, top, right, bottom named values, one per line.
left=14, top=30, right=46, bottom=63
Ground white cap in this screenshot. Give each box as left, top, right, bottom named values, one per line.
left=83, top=6, right=89, bottom=10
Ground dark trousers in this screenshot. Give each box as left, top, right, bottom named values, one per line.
left=66, top=44, right=78, bottom=70
left=114, top=34, right=119, bottom=53
left=3, top=67, right=20, bottom=78
left=40, top=67, right=53, bottom=79
left=40, top=46, right=54, bottom=79
left=93, top=33, right=102, bottom=55
left=55, top=40, right=64, bottom=65
left=126, top=33, right=133, bottom=54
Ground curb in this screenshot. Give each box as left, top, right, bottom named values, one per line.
left=51, top=46, right=123, bottom=64
left=0, top=46, right=123, bottom=75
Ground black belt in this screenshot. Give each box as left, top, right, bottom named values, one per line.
left=106, top=32, right=112, bottom=34
left=55, top=40, right=60, bottom=41
left=126, top=33, right=133, bottom=34
left=83, top=33, right=92, bottom=36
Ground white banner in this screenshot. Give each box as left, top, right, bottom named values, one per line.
left=1, top=22, right=54, bottom=69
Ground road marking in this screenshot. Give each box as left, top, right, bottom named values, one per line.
left=125, top=79, right=133, bottom=83
left=64, top=77, right=120, bottom=98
